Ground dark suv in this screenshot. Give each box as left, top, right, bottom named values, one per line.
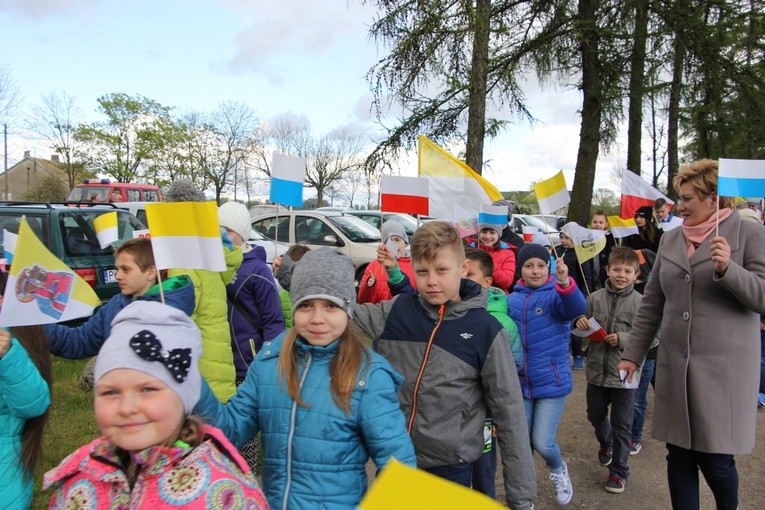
left=0, top=202, right=145, bottom=301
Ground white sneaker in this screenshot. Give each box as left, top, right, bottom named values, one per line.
left=549, top=462, right=573, bottom=505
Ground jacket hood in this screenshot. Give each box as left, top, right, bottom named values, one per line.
left=142, top=274, right=196, bottom=317
left=244, top=244, right=268, bottom=263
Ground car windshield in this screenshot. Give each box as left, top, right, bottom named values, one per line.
left=387, top=213, right=418, bottom=235
left=61, top=210, right=145, bottom=256
left=326, top=215, right=381, bottom=242
left=67, top=186, right=112, bottom=202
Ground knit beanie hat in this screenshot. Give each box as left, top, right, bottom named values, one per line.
left=516, top=243, right=551, bottom=271
left=165, top=179, right=206, bottom=203
left=634, top=206, right=653, bottom=219
left=218, top=201, right=252, bottom=243
left=276, top=253, right=297, bottom=291
left=94, top=301, right=202, bottom=414
left=290, top=247, right=355, bottom=316
left=381, top=219, right=409, bottom=245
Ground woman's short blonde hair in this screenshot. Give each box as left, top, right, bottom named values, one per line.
left=673, top=159, right=734, bottom=208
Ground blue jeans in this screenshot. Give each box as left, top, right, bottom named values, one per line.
left=523, top=396, right=567, bottom=472
left=471, top=437, right=497, bottom=498
left=631, top=358, right=656, bottom=442
left=423, top=462, right=472, bottom=488
left=666, top=443, right=738, bottom=510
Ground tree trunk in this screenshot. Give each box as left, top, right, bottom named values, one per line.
left=666, top=36, right=684, bottom=200
left=570, top=0, right=602, bottom=226
left=626, top=0, right=648, bottom=176
left=465, top=0, right=491, bottom=174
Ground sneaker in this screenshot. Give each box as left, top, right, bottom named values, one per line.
left=549, top=462, right=573, bottom=505
left=573, top=356, right=584, bottom=370
left=604, top=473, right=626, bottom=493
left=598, top=445, right=612, bottom=466
left=758, top=393, right=765, bottom=408
left=629, top=439, right=642, bottom=456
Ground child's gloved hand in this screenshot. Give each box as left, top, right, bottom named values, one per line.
left=220, top=227, right=234, bottom=250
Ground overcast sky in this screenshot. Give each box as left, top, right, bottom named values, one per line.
left=0, top=0, right=625, bottom=194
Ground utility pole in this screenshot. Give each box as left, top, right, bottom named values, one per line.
left=3, top=123, right=8, bottom=200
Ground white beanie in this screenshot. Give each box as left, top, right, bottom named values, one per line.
left=94, top=301, right=202, bottom=414
left=218, top=201, right=252, bottom=243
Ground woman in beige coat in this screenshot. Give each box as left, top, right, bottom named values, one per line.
left=618, top=159, right=765, bottom=510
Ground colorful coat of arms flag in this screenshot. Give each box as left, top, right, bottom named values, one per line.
left=607, top=215, right=639, bottom=239
left=452, top=204, right=479, bottom=237
left=0, top=218, right=102, bottom=326
left=560, top=221, right=607, bottom=263
left=620, top=170, right=673, bottom=219
left=145, top=201, right=226, bottom=272
left=533, top=171, right=570, bottom=215
left=380, top=175, right=430, bottom=216
left=93, top=211, right=119, bottom=249
left=270, top=151, right=305, bottom=207
left=359, top=459, right=504, bottom=510
left=418, top=135, right=503, bottom=220
left=718, top=159, right=765, bottom=197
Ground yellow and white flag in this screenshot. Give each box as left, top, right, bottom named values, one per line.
left=359, top=459, right=504, bottom=510
left=418, top=135, right=503, bottom=220
left=146, top=201, right=225, bottom=271
left=607, top=215, right=639, bottom=239
left=560, top=221, right=606, bottom=263
left=534, top=171, right=570, bottom=215
left=93, top=211, right=118, bottom=249
left=0, top=218, right=102, bottom=326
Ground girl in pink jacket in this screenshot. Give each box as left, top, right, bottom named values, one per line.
left=44, top=301, right=268, bottom=509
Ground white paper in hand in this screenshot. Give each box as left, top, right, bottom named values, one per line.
left=620, top=369, right=640, bottom=389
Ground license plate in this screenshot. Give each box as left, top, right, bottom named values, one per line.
left=103, top=268, right=118, bottom=284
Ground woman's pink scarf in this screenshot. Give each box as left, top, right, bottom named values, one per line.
left=682, top=207, right=734, bottom=256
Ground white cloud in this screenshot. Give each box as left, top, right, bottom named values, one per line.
left=0, top=0, right=98, bottom=19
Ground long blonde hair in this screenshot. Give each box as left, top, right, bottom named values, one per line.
left=277, top=326, right=371, bottom=414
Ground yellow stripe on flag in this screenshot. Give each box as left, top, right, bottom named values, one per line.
left=534, top=170, right=567, bottom=199
left=607, top=216, right=637, bottom=228
left=360, top=459, right=504, bottom=510
left=146, top=202, right=221, bottom=237
left=93, top=211, right=117, bottom=231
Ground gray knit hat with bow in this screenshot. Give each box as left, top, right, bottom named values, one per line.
left=94, top=301, right=202, bottom=414
left=290, top=247, right=355, bottom=316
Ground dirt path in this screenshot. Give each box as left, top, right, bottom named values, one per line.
left=495, top=369, right=765, bottom=509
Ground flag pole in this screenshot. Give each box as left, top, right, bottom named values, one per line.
left=577, top=261, right=591, bottom=295
left=156, top=268, right=166, bottom=304
left=715, top=194, right=720, bottom=238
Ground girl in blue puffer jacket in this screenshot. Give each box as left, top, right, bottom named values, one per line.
left=195, top=248, right=416, bottom=510
left=0, top=271, right=52, bottom=510
left=507, top=244, right=586, bottom=506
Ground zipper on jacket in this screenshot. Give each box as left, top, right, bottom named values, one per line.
left=407, top=304, right=445, bottom=433
left=602, top=290, right=620, bottom=385
left=522, top=292, right=532, bottom=399
left=282, top=352, right=312, bottom=510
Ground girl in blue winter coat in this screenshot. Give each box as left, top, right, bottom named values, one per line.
left=0, top=271, right=52, bottom=510
left=507, top=244, right=586, bottom=506
left=195, top=247, right=416, bottom=510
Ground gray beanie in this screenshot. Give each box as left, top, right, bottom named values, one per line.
left=165, top=179, right=207, bottom=203
left=94, top=301, right=202, bottom=414
left=478, top=221, right=504, bottom=236
left=516, top=243, right=551, bottom=271
left=381, top=219, right=409, bottom=245
left=531, top=231, right=552, bottom=248
left=290, top=247, right=355, bottom=316
left=276, top=253, right=297, bottom=291
left=218, top=201, right=252, bottom=243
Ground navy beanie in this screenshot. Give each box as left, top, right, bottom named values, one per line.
left=516, top=243, right=551, bottom=271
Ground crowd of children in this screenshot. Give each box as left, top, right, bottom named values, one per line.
left=10, top=194, right=764, bottom=510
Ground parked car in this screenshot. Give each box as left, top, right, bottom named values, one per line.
left=114, top=201, right=150, bottom=226
left=247, top=228, right=289, bottom=268
left=67, top=179, right=161, bottom=203
left=532, top=214, right=567, bottom=231
left=251, top=210, right=381, bottom=281
left=0, top=202, right=146, bottom=301
left=513, top=214, right=561, bottom=246
left=344, top=210, right=418, bottom=236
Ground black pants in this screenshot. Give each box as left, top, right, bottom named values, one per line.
left=666, top=443, right=739, bottom=510
left=586, top=383, right=634, bottom=478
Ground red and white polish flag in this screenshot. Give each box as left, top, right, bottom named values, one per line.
left=380, top=175, right=430, bottom=216
left=620, top=171, right=674, bottom=219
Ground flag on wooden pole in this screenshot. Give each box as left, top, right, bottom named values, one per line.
left=380, top=175, right=430, bottom=216
left=560, top=222, right=606, bottom=263
left=718, top=159, right=765, bottom=197
left=620, top=171, right=673, bottom=218
left=534, top=171, right=570, bottom=214
left=607, top=216, right=639, bottom=239
left=93, top=211, right=118, bottom=249
left=146, top=202, right=226, bottom=271
left=418, top=135, right=503, bottom=220
left=270, top=151, right=305, bottom=207
left=0, top=218, right=101, bottom=326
